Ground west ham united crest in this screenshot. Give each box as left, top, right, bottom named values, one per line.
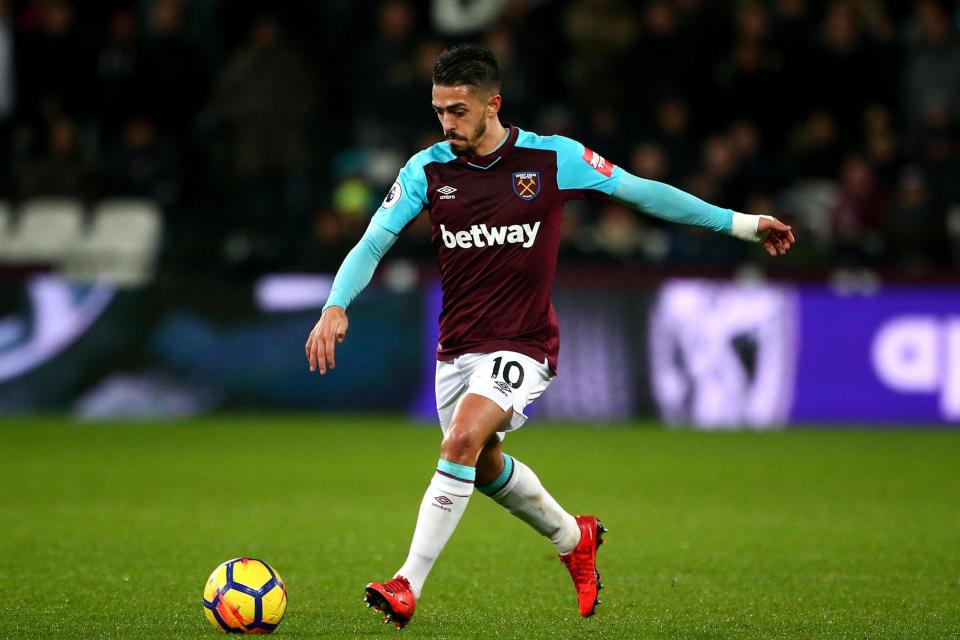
left=512, top=171, right=540, bottom=201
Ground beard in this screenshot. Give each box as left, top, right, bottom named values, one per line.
left=447, top=120, right=487, bottom=156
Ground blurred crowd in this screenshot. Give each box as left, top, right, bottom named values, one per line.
left=1, top=0, right=959, bottom=277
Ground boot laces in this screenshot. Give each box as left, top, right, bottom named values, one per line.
left=382, top=576, right=412, bottom=595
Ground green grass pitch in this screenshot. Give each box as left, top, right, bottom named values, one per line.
left=2, top=415, right=959, bottom=639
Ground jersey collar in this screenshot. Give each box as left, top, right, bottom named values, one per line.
left=454, top=124, right=517, bottom=170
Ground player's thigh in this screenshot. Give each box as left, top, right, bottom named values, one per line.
left=436, top=359, right=467, bottom=435
left=461, top=351, right=553, bottom=432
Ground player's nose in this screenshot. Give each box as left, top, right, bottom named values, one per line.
left=441, top=115, right=459, bottom=134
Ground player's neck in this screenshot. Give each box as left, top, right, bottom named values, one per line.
left=473, top=120, right=508, bottom=156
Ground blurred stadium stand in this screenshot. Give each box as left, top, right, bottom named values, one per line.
left=1, top=0, right=959, bottom=423
left=0, top=0, right=956, bottom=279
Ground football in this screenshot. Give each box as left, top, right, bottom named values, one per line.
left=202, top=557, right=287, bottom=634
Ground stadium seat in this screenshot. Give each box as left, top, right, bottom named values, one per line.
left=0, top=200, right=11, bottom=259
left=63, top=198, right=163, bottom=287
left=3, top=197, right=85, bottom=265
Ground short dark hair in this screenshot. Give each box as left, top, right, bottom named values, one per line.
left=432, top=44, right=501, bottom=95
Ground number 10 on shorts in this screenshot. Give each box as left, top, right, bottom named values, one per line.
left=491, top=356, right=524, bottom=389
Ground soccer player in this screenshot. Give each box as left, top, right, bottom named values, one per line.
left=305, top=44, right=794, bottom=629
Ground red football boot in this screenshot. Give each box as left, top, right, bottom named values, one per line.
left=558, top=515, right=607, bottom=617
left=364, top=576, right=416, bottom=629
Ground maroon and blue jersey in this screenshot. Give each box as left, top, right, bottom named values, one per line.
left=371, top=125, right=624, bottom=372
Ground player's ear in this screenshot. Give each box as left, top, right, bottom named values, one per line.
left=487, top=94, right=502, bottom=117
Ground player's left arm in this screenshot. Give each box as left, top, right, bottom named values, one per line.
left=550, top=135, right=794, bottom=255
left=610, top=170, right=795, bottom=256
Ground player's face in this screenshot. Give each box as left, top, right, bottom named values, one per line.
left=432, top=84, right=495, bottom=156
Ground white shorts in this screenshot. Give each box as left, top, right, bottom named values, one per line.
left=436, top=350, right=554, bottom=437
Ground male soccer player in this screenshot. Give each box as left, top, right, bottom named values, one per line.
left=305, top=44, right=794, bottom=629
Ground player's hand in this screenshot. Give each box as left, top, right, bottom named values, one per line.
left=305, top=306, right=349, bottom=375
left=757, top=216, right=795, bottom=256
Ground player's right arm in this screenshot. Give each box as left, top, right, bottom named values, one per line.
left=306, top=151, right=431, bottom=375
left=305, top=222, right=396, bottom=374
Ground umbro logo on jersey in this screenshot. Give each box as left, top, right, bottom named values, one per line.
left=437, top=185, right=457, bottom=200
left=440, top=222, right=541, bottom=249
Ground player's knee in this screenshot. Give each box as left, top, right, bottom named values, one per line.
left=440, top=426, right=481, bottom=465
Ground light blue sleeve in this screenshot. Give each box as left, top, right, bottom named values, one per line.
left=612, top=171, right=734, bottom=234
left=515, top=130, right=733, bottom=232
left=323, top=144, right=454, bottom=311
left=322, top=221, right=398, bottom=311
left=370, top=143, right=455, bottom=234
left=515, top=131, right=623, bottom=196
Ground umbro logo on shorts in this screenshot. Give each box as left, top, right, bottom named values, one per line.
left=494, top=381, right=512, bottom=397
left=440, top=222, right=541, bottom=249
